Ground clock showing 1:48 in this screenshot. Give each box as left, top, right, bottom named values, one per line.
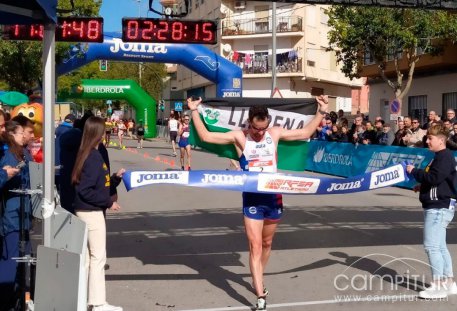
left=3, top=17, right=104, bottom=43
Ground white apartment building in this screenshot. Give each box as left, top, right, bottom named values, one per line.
left=163, top=0, right=363, bottom=112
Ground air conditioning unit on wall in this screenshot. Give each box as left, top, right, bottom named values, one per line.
left=234, top=1, right=246, bottom=10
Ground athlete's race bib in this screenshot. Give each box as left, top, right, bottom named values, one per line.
left=248, top=160, right=275, bottom=172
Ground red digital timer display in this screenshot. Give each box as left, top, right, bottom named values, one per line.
left=122, top=18, right=217, bottom=45
left=3, top=17, right=104, bottom=43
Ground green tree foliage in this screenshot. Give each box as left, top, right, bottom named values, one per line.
left=0, top=81, right=8, bottom=90
left=0, top=0, right=101, bottom=92
left=103, top=62, right=167, bottom=102
left=107, top=62, right=167, bottom=115
left=57, top=60, right=104, bottom=110
left=0, top=42, right=42, bottom=92
left=326, top=6, right=457, bottom=100
left=59, top=0, right=102, bottom=16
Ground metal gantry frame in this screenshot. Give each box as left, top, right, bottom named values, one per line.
left=0, top=1, right=58, bottom=247
left=42, top=23, right=56, bottom=247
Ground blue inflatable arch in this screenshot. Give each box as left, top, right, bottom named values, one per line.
left=57, top=33, right=243, bottom=98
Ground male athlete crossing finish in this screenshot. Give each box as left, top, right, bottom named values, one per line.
left=188, top=96, right=329, bottom=311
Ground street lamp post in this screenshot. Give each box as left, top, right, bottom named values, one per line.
left=134, top=0, right=142, bottom=87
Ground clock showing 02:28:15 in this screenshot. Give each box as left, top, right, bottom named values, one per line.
left=122, top=18, right=217, bottom=45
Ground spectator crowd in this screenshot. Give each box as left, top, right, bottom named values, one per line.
left=315, top=108, right=457, bottom=150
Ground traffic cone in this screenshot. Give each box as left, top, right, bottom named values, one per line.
left=169, top=160, right=175, bottom=167
left=155, top=156, right=161, bottom=162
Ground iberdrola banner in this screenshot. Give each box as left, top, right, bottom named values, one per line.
left=123, top=163, right=407, bottom=195
left=188, top=98, right=318, bottom=171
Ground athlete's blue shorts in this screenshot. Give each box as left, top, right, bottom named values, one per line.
left=242, top=192, right=283, bottom=221
left=178, top=138, right=189, bottom=148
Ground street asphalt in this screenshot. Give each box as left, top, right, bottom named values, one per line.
left=38, top=136, right=457, bottom=311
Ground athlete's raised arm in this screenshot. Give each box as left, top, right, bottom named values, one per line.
left=188, top=97, right=240, bottom=145
left=274, top=95, right=329, bottom=141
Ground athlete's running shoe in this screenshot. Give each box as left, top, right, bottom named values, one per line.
left=418, top=283, right=448, bottom=299
left=252, top=283, right=269, bottom=296
left=448, top=282, right=457, bottom=295
left=256, top=297, right=267, bottom=311
left=91, top=303, right=123, bottom=311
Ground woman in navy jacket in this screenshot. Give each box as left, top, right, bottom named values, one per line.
left=72, top=116, right=124, bottom=311
left=0, top=121, right=33, bottom=310
left=407, top=124, right=457, bottom=299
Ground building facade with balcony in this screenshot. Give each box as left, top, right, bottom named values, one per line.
left=169, top=0, right=363, bottom=113
left=362, top=45, right=457, bottom=124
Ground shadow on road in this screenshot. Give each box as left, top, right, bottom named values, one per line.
left=105, top=205, right=452, bottom=304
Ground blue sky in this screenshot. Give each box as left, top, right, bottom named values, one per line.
left=100, top=0, right=161, bottom=32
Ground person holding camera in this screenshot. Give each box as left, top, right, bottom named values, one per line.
left=0, top=120, right=33, bottom=310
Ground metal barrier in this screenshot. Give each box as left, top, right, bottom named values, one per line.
left=156, top=125, right=169, bottom=139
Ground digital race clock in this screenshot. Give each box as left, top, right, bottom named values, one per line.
left=3, top=17, right=104, bottom=42
left=122, top=18, right=217, bottom=44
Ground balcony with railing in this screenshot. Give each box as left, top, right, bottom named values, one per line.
left=222, top=16, right=303, bottom=36
left=230, top=54, right=303, bottom=75
left=361, top=44, right=457, bottom=78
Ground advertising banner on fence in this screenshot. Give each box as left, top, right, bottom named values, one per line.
left=305, top=141, right=433, bottom=188
left=307, top=141, right=355, bottom=177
